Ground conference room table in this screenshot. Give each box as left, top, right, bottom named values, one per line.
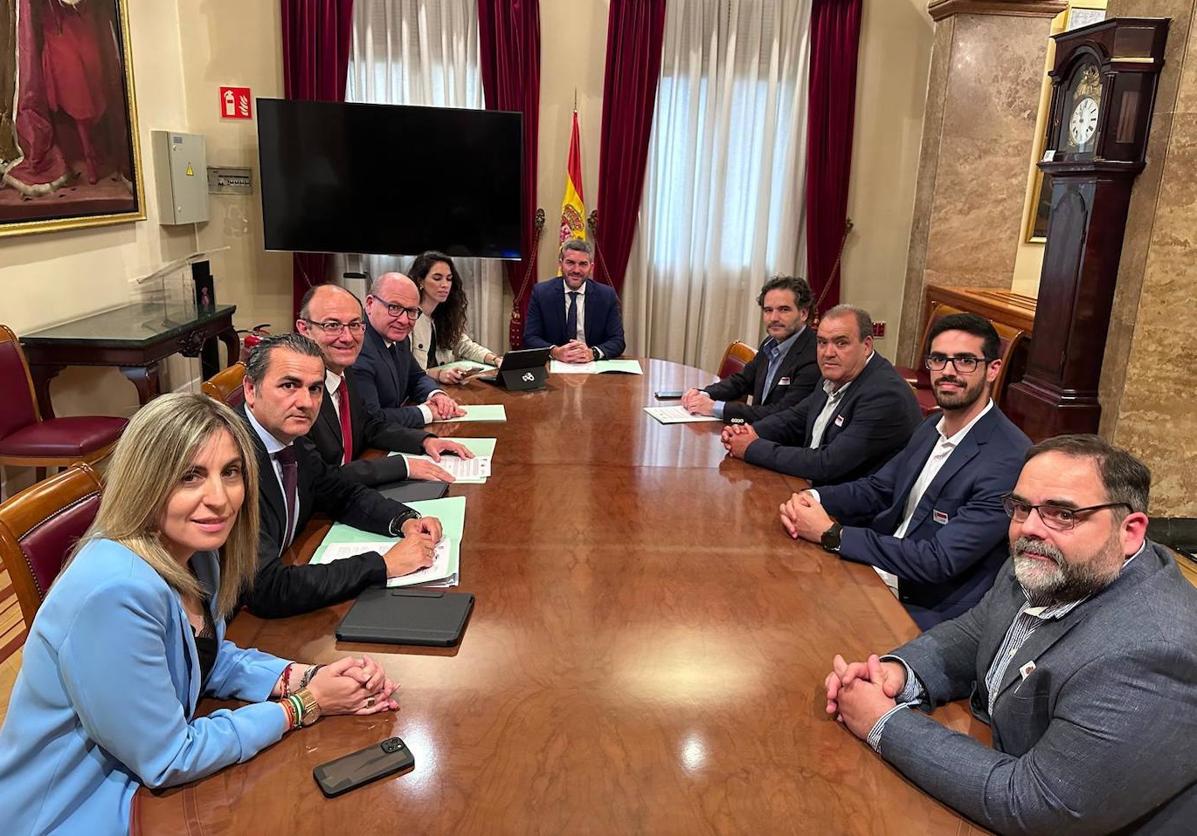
left=134, top=358, right=990, bottom=834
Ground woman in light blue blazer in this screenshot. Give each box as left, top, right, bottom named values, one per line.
left=0, top=394, right=400, bottom=836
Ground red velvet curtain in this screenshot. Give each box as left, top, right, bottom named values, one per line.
left=280, top=0, right=354, bottom=318
left=477, top=0, right=541, bottom=348
left=805, top=0, right=862, bottom=315
left=594, top=0, right=667, bottom=297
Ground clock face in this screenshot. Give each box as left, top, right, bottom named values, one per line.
left=1069, top=97, right=1099, bottom=146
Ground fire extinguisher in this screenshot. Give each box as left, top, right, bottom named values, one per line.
left=237, top=324, right=272, bottom=362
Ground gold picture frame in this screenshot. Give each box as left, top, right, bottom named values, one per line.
left=0, top=0, right=145, bottom=238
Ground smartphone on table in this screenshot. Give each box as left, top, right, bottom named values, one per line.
left=313, top=737, right=415, bottom=798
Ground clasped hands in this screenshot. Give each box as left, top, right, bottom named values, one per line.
left=426, top=391, right=466, bottom=420
left=778, top=491, right=835, bottom=542
left=300, top=656, right=399, bottom=716
left=720, top=424, right=758, bottom=458
left=680, top=388, right=715, bottom=416
left=824, top=654, right=904, bottom=740
left=383, top=516, right=443, bottom=578
left=551, top=340, right=593, bottom=364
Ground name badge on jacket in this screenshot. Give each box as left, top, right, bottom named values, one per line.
left=932, top=510, right=949, bottom=524
left=777, top=376, right=791, bottom=386
left=834, top=414, right=845, bottom=427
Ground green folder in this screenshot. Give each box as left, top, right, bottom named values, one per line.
left=594, top=359, right=643, bottom=375
left=310, top=496, right=467, bottom=565
left=433, top=404, right=507, bottom=423
left=388, top=437, right=497, bottom=458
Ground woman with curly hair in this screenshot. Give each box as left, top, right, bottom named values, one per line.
left=409, top=251, right=501, bottom=384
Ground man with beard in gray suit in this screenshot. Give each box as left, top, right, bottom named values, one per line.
left=823, top=434, right=1197, bottom=833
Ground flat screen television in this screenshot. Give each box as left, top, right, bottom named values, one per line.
left=257, top=98, right=522, bottom=259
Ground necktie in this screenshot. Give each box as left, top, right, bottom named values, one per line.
left=337, top=381, right=353, bottom=465
left=275, top=446, right=299, bottom=551
left=566, top=291, right=579, bottom=341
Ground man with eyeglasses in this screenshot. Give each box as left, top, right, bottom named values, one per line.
left=296, top=284, right=474, bottom=487
left=821, top=434, right=1197, bottom=832
left=350, top=272, right=465, bottom=428
left=779, top=313, right=1030, bottom=628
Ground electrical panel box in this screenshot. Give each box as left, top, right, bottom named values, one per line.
left=151, top=130, right=209, bottom=225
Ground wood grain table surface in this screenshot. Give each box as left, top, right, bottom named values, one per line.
left=134, top=358, right=990, bottom=835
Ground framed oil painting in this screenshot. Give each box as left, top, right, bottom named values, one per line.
left=0, top=0, right=144, bottom=238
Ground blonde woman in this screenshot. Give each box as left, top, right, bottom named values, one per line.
left=0, top=394, right=398, bottom=836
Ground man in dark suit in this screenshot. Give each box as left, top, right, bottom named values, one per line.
left=724, top=305, right=921, bottom=485
left=780, top=313, right=1031, bottom=628
left=681, top=275, right=819, bottom=422
left=349, top=272, right=465, bottom=428
left=824, top=435, right=1197, bottom=833
left=523, top=238, right=625, bottom=362
left=237, top=332, right=443, bottom=618
left=296, top=284, right=473, bottom=487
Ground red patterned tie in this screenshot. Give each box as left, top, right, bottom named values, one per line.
left=338, top=380, right=353, bottom=465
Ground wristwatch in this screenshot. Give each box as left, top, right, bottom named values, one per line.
left=295, top=687, right=322, bottom=726
left=591, top=347, right=601, bottom=361
left=389, top=508, right=422, bottom=537
left=820, top=523, right=843, bottom=554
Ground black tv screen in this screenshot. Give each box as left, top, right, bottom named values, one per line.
left=257, top=99, right=522, bottom=258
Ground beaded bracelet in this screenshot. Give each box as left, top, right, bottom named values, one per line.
left=280, top=698, right=296, bottom=731
left=287, top=694, right=305, bottom=727
left=280, top=662, right=295, bottom=698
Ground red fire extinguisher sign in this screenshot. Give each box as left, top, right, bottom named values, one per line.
left=219, top=87, right=253, bottom=120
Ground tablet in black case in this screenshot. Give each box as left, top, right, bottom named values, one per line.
left=337, top=588, right=474, bottom=646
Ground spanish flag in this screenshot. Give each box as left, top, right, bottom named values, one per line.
left=559, top=110, right=587, bottom=243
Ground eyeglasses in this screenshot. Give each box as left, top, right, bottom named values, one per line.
left=925, top=353, right=989, bottom=373
left=369, top=296, right=422, bottom=321
left=303, top=319, right=364, bottom=335
left=1001, top=493, right=1131, bottom=532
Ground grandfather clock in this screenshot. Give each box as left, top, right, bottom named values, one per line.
left=1006, top=18, right=1168, bottom=440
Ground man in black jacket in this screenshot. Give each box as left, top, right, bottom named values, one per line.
left=237, top=332, right=442, bottom=618
left=724, top=305, right=921, bottom=485
left=681, top=275, right=819, bottom=422
left=296, top=284, right=472, bottom=487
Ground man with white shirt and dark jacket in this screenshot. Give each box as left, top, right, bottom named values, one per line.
left=723, top=305, right=921, bottom=485
left=237, top=332, right=442, bottom=618
left=296, top=284, right=473, bottom=488
left=779, top=313, right=1030, bottom=628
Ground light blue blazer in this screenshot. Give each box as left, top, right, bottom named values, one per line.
left=0, top=540, right=289, bottom=835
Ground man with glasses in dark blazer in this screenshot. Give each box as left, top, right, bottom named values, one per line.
left=349, top=272, right=465, bottom=428
left=779, top=313, right=1030, bottom=628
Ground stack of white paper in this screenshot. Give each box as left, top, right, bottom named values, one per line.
left=643, top=406, right=722, bottom=424
left=317, top=538, right=458, bottom=588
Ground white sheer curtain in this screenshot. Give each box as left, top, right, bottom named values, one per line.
left=345, top=0, right=503, bottom=352
left=622, top=0, right=811, bottom=373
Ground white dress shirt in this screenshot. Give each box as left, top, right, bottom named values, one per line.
left=809, top=352, right=874, bottom=448
left=325, top=369, right=346, bottom=424
left=244, top=402, right=301, bottom=549
left=563, top=281, right=604, bottom=357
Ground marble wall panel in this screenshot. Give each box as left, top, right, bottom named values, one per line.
left=899, top=19, right=956, bottom=362
left=898, top=13, right=1052, bottom=363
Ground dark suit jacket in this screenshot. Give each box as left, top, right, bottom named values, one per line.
left=237, top=403, right=414, bottom=618
left=703, top=328, right=818, bottom=423
left=745, top=353, right=922, bottom=485
left=306, top=375, right=433, bottom=487
left=880, top=544, right=1197, bottom=833
left=817, top=406, right=1031, bottom=628
left=523, top=277, right=626, bottom=358
left=348, top=322, right=440, bottom=427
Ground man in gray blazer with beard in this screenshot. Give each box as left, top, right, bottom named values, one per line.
left=824, top=434, right=1197, bottom=834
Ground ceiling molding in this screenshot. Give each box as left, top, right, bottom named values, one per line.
left=928, top=0, right=1068, bottom=22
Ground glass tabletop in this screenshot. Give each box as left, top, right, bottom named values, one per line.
left=21, top=303, right=236, bottom=347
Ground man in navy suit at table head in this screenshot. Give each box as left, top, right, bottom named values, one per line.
left=522, top=237, right=626, bottom=363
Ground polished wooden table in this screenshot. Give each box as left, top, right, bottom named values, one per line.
left=21, top=302, right=239, bottom=417
left=135, top=359, right=989, bottom=834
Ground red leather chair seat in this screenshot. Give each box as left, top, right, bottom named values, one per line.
left=0, top=416, right=127, bottom=457
left=19, top=493, right=102, bottom=596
